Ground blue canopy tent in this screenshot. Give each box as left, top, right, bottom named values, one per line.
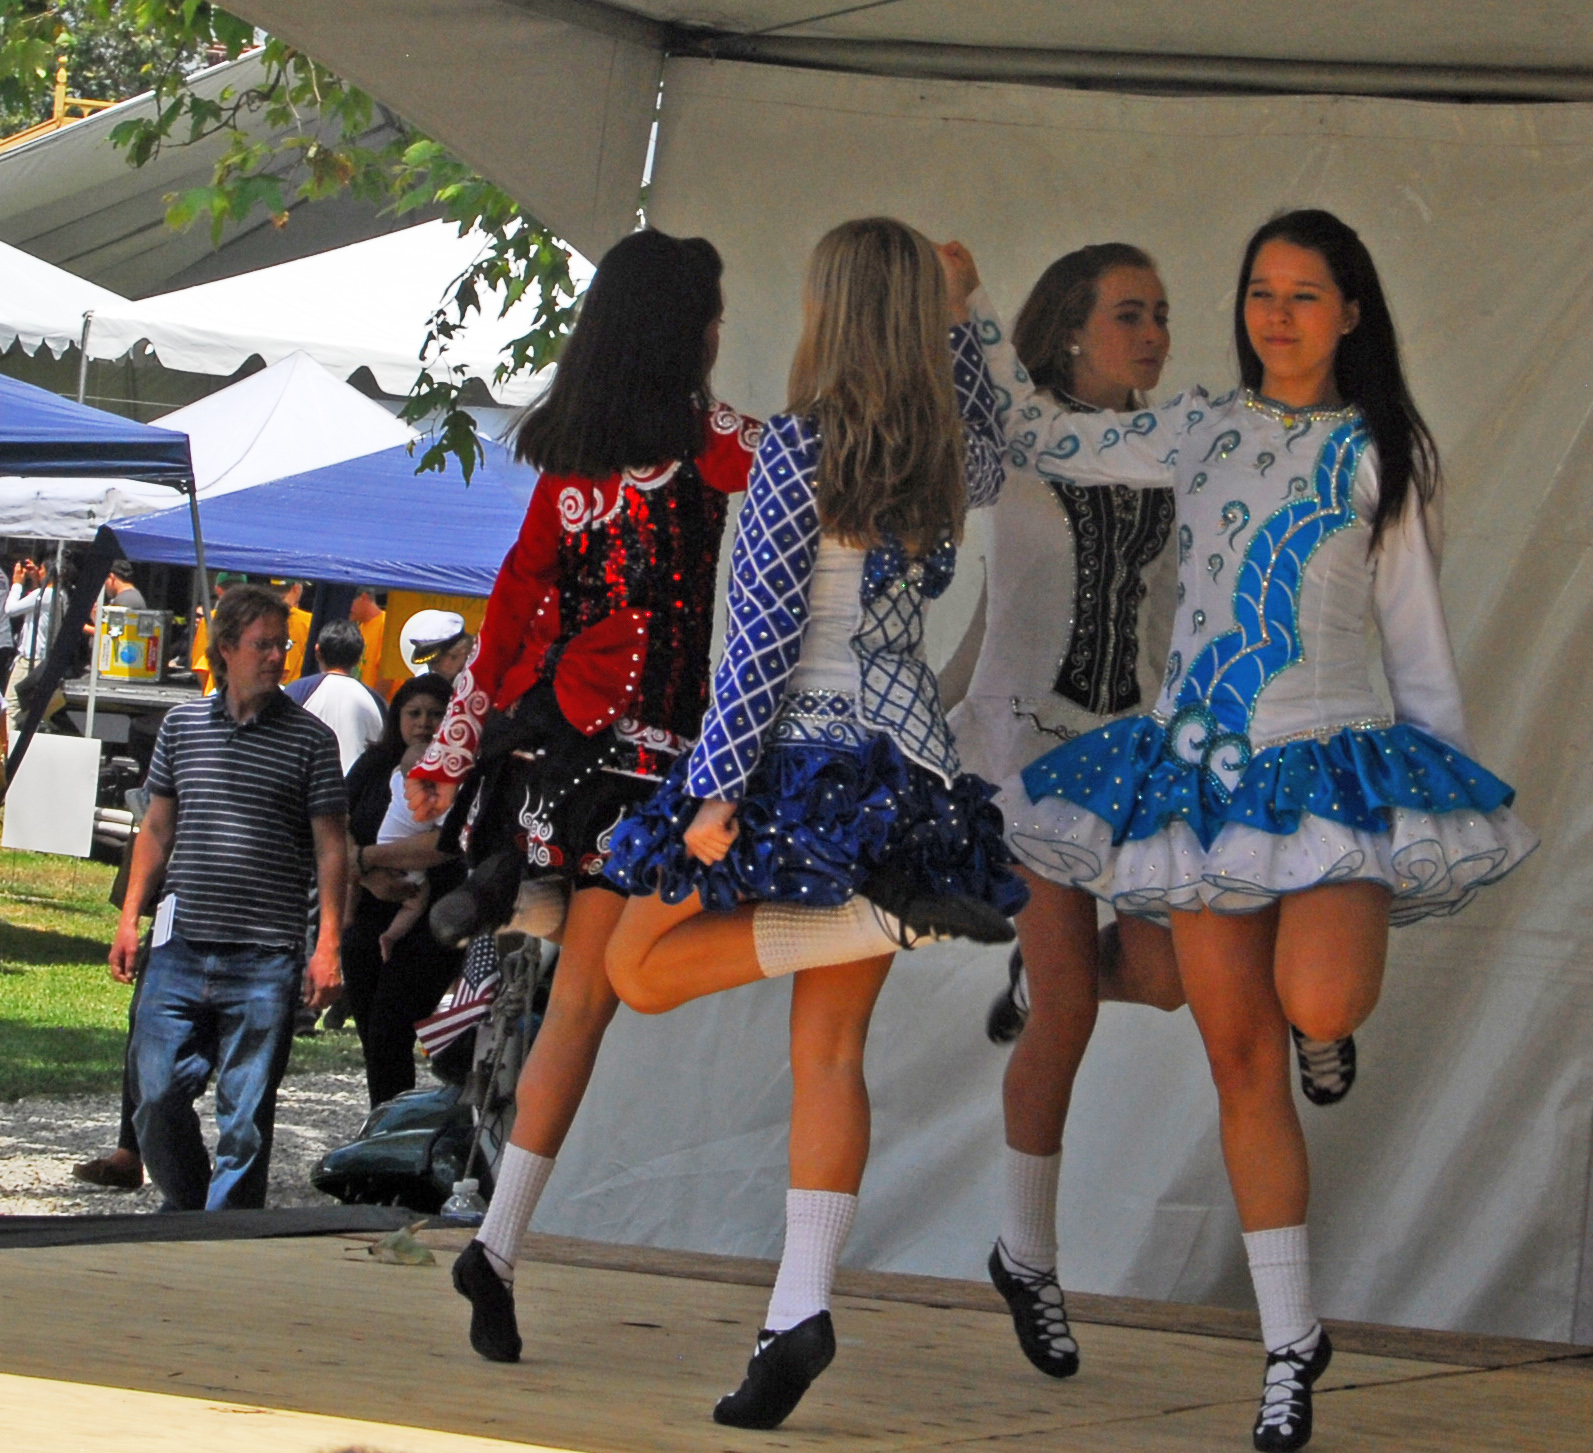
left=0, top=374, right=192, bottom=481
left=111, top=437, right=538, bottom=594
left=0, top=375, right=197, bottom=787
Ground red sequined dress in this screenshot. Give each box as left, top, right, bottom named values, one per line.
left=412, top=404, right=761, bottom=877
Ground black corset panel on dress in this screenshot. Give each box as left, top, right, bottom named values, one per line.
left=1051, top=482, right=1175, bottom=716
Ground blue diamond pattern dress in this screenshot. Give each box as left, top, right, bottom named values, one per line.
left=605, top=325, right=1029, bottom=917
left=967, top=288, right=1536, bottom=923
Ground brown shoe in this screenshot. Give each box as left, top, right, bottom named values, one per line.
left=72, top=1155, right=144, bottom=1190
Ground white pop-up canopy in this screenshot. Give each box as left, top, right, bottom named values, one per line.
left=0, top=239, right=127, bottom=359
left=82, top=220, right=591, bottom=404
left=0, top=351, right=414, bottom=540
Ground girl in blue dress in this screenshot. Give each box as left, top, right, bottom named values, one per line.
left=603, top=217, right=1027, bottom=1430
left=944, top=210, right=1535, bottom=1452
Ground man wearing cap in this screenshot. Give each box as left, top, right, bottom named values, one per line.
left=400, top=608, right=473, bottom=683
left=105, top=560, right=146, bottom=610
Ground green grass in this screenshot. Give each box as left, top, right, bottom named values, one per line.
left=0, top=848, right=364, bottom=1102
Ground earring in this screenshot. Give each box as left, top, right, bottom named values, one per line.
left=1067, top=344, right=1081, bottom=356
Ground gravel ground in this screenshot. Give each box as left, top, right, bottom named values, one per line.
left=0, top=1070, right=373, bottom=1215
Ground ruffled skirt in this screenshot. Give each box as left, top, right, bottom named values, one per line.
left=605, top=733, right=1029, bottom=916
left=1002, top=717, right=1536, bottom=923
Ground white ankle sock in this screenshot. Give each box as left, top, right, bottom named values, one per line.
left=1243, top=1224, right=1318, bottom=1352
left=1000, top=1146, right=1060, bottom=1273
left=507, top=878, right=567, bottom=939
left=752, top=899, right=902, bottom=977
left=764, top=1189, right=858, bottom=1331
left=476, top=1144, right=555, bottom=1283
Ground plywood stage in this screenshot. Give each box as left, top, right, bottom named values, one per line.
left=0, top=1227, right=1588, bottom=1453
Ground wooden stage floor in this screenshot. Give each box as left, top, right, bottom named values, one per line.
left=0, top=1227, right=1588, bottom=1452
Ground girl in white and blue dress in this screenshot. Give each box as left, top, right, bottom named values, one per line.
left=603, top=218, right=1027, bottom=1430
left=945, top=211, right=1535, bottom=1452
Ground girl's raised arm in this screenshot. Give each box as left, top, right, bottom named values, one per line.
left=967, top=286, right=1181, bottom=491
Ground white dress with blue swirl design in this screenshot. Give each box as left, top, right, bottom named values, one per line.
left=969, top=287, right=1536, bottom=922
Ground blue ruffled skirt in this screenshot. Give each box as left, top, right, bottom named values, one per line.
left=605, top=733, right=1029, bottom=916
left=1001, top=717, right=1536, bottom=923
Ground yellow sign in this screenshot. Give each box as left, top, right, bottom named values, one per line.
left=379, top=590, right=488, bottom=681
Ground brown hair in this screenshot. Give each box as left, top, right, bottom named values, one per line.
left=206, top=584, right=288, bottom=691
left=787, top=218, right=966, bottom=554
left=1013, top=242, right=1157, bottom=402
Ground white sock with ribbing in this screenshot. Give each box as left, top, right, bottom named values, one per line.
left=752, top=900, right=903, bottom=977
left=998, top=1147, right=1060, bottom=1274
left=1242, top=1224, right=1319, bottom=1352
left=475, top=1145, right=554, bottom=1284
left=764, top=1189, right=858, bottom=1332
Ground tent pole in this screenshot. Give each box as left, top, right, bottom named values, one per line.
left=75, top=312, right=92, bottom=404
left=186, top=479, right=211, bottom=627
left=84, top=595, right=102, bottom=737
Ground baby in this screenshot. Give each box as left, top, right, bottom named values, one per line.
left=374, top=744, right=434, bottom=961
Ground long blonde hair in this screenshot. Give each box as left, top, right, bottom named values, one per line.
left=787, top=218, right=966, bottom=555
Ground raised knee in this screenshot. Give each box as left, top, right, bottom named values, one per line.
left=604, top=954, right=673, bottom=1016
left=1283, top=984, right=1373, bottom=1044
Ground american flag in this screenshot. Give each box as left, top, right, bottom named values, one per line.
left=414, top=933, right=501, bottom=1056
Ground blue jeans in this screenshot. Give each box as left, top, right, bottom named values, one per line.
left=130, top=933, right=302, bottom=1211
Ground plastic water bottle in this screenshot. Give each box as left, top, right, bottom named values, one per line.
left=439, top=1177, right=487, bottom=1225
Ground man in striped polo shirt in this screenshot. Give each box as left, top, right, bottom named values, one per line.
left=110, top=585, right=349, bottom=1212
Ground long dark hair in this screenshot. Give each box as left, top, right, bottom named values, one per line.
left=1015, top=242, right=1156, bottom=401
left=374, top=673, right=454, bottom=770
left=1234, top=209, right=1438, bottom=548
left=514, top=229, right=723, bottom=477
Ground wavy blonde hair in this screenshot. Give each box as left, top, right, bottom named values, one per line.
left=787, top=218, right=965, bottom=555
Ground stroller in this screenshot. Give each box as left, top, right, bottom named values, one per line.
left=311, top=933, right=555, bottom=1213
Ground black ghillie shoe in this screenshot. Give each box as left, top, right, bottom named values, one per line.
left=985, top=944, right=1029, bottom=1044
left=987, top=1241, right=1080, bottom=1378
left=452, top=1240, right=522, bottom=1363
left=1292, top=1028, right=1357, bottom=1107
left=430, top=851, right=523, bottom=947
left=1252, top=1327, right=1332, bottom=1452
left=861, top=864, right=1015, bottom=947
left=712, top=1311, right=836, bottom=1430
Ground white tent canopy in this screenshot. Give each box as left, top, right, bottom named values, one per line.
left=0, top=351, right=414, bottom=540
left=0, top=239, right=127, bottom=359
left=81, top=220, right=590, bottom=405
left=0, top=53, right=419, bottom=299
left=218, top=1, right=1593, bottom=1349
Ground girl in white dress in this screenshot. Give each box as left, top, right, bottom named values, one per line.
left=945, top=210, right=1535, bottom=1452
left=946, top=244, right=1186, bottom=1381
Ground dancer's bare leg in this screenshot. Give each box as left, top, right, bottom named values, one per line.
left=788, top=954, right=894, bottom=1191
left=1273, top=881, right=1390, bottom=1042
left=1170, top=901, right=1303, bottom=1230
left=1101, top=913, right=1185, bottom=1011
left=1003, top=871, right=1100, bottom=1157
left=605, top=891, right=763, bottom=1013
left=507, top=886, right=628, bottom=1156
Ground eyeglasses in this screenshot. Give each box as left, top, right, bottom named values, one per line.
left=240, top=637, right=291, bottom=655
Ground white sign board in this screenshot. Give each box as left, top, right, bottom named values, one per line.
left=2, top=735, right=102, bottom=858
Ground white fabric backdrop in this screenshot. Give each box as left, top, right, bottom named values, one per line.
left=538, top=61, right=1593, bottom=1344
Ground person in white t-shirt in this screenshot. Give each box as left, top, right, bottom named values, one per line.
left=284, top=619, right=386, bottom=772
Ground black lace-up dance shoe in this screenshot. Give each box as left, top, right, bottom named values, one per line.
left=1291, top=1028, right=1357, bottom=1106
left=712, top=1312, right=836, bottom=1429
left=430, top=850, right=523, bottom=947
left=452, top=1240, right=522, bottom=1363
left=986, top=944, right=1029, bottom=1043
left=987, top=1241, right=1080, bottom=1378
left=1252, top=1326, right=1333, bottom=1451
left=861, top=864, right=1015, bottom=947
